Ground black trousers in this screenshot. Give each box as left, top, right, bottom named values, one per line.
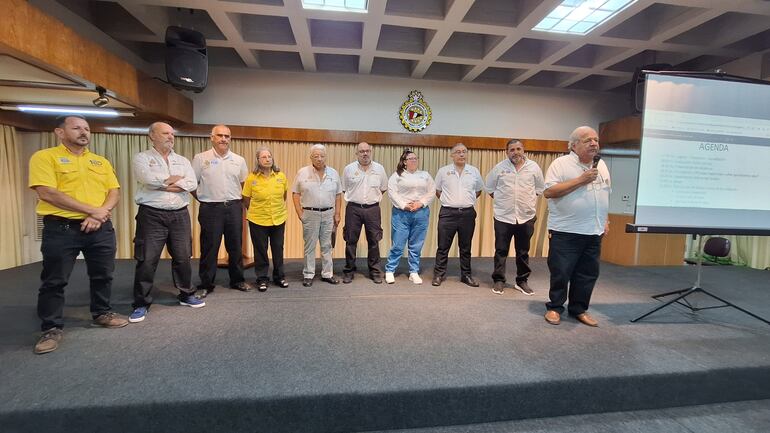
left=132, top=205, right=194, bottom=308
left=38, top=216, right=116, bottom=331
left=546, top=230, right=602, bottom=316
left=433, top=206, right=476, bottom=278
left=492, top=217, right=536, bottom=283
left=343, top=203, right=383, bottom=277
left=197, top=201, right=244, bottom=289
left=249, top=221, right=285, bottom=282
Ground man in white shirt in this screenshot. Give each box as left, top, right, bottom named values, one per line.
left=129, top=122, right=203, bottom=323
left=431, top=143, right=484, bottom=287
left=543, top=126, right=610, bottom=327
left=486, top=139, right=545, bottom=296
left=292, top=144, right=343, bottom=287
left=192, top=125, right=250, bottom=298
left=341, top=142, right=388, bottom=284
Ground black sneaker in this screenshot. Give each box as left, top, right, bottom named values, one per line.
left=257, top=281, right=268, bottom=292
left=343, top=273, right=353, bottom=284
left=492, top=281, right=505, bottom=295
left=321, top=276, right=340, bottom=285
left=515, top=281, right=534, bottom=296
left=230, top=282, right=252, bottom=292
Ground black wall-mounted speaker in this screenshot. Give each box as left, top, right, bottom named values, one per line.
left=165, top=26, right=208, bottom=93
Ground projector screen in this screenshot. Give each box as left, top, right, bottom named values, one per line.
left=632, top=72, right=770, bottom=235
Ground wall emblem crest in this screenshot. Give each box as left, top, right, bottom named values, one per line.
left=399, top=90, right=432, bottom=133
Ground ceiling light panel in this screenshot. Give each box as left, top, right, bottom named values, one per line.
left=302, top=0, right=368, bottom=13
left=533, top=0, right=636, bottom=35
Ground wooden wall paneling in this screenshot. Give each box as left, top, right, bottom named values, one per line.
left=1, top=0, right=193, bottom=122
left=173, top=123, right=569, bottom=152
left=601, top=214, right=637, bottom=265
left=636, top=234, right=675, bottom=265
left=602, top=214, right=686, bottom=266
left=599, top=115, right=641, bottom=146
left=663, top=234, right=686, bottom=265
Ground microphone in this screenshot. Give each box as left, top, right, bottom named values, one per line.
left=592, top=154, right=601, bottom=169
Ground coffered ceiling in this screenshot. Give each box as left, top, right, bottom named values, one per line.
left=29, top=0, right=770, bottom=93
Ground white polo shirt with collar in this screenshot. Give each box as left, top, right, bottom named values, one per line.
left=342, top=161, right=388, bottom=205
left=485, top=158, right=545, bottom=224
left=434, top=163, right=484, bottom=208
left=545, top=151, right=611, bottom=235
left=192, top=148, right=248, bottom=202
left=292, top=165, right=343, bottom=209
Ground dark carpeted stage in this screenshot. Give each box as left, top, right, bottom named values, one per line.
left=1, top=258, right=769, bottom=432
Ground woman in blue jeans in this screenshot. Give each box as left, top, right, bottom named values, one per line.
left=385, top=149, right=435, bottom=284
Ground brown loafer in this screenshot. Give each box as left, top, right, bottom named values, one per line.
left=544, top=310, right=560, bottom=325
left=575, top=312, right=599, bottom=327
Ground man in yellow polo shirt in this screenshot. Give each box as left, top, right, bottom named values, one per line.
left=28, top=115, right=128, bottom=355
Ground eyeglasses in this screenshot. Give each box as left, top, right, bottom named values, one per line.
left=452, top=150, right=467, bottom=154
left=405, top=157, right=418, bottom=161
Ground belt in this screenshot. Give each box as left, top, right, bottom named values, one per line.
left=139, top=204, right=187, bottom=212
left=43, top=215, right=85, bottom=224
left=442, top=206, right=473, bottom=210
left=201, top=199, right=241, bottom=206
left=302, top=207, right=333, bottom=212
left=347, top=202, right=378, bottom=209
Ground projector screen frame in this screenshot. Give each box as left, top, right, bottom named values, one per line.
left=627, top=70, right=770, bottom=236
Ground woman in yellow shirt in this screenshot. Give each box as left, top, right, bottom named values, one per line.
left=242, top=148, right=289, bottom=291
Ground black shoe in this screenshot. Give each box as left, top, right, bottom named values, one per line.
left=461, top=276, right=479, bottom=287
left=515, top=281, right=534, bottom=295
left=343, top=273, right=353, bottom=284
left=371, top=274, right=383, bottom=284
left=492, top=281, right=505, bottom=295
left=230, top=282, right=252, bottom=292
left=303, top=278, right=313, bottom=287
left=431, top=276, right=443, bottom=286
left=274, top=279, right=289, bottom=288
left=257, top=281, right=268, bottom=292
left=321, top=276, right=340, bottom=285
left=197, top=287, right=214, bottom=298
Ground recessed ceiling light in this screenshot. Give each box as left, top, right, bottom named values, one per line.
left=301, top=0, right=368, bottom=13
left=533, top=0, right=637, bottom=35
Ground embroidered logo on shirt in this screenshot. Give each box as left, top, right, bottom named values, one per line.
left=89, top=160, right=103, bottom=166
left=59, top=157, right=71, bottom=164
left=149, top=159, right=158, bottom=166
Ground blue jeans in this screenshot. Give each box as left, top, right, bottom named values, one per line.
left=386, top=207, right=429, bottom=274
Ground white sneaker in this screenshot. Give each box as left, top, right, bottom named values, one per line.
left=409, top=273, right=423, bottom=285
left=385, top=272, right=395, bottom=284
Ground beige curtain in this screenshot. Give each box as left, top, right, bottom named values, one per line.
left=24, top=132, right=564, bottom=262
left=727, top=236, right=770, bottom=270
left=26, top=131, right=769, bottom=270
left=0, top=125, right=24, bottom=270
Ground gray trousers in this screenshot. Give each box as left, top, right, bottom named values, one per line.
left=302, top=209, right=334, bottom=279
